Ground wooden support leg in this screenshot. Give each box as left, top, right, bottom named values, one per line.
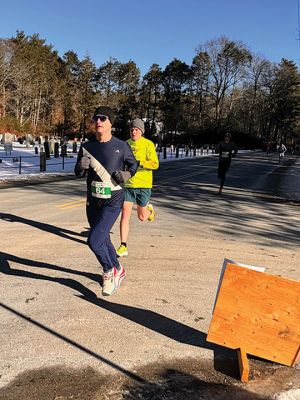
left=238, top=348, right=249, bottom=382
left=292, top=345, right=300, bottom=367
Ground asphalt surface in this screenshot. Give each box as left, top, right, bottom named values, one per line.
left=0, top=152, right=299, bottom=399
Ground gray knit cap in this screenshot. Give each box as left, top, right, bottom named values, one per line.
left=130, top=118, right=145, bottom=134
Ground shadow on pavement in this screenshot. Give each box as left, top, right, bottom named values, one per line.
left=0, top=251, right=238, bottom=380
left=153, top=174, right=300, bottom=248
left=0, top=302, right=147, bottom=387
left=77, top=295, right=239, bottom=379
left=0, top=212, right=87, bottom=245
left=0, top=251, right=100, bottom=299
left=2, top=156, right=299, bottom=248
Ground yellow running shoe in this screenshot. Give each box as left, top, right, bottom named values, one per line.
left=116, top=244, right=128, bottom=257
left=147, top=203, right=155, bottom=222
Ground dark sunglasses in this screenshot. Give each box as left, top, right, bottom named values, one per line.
left=93, top=114, right=109, bottom=122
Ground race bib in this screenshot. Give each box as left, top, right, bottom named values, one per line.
left=91, top=181, right=112, bottom=199
left=221, top=151, right=230, bottom=158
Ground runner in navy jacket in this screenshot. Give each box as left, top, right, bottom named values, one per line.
left=75, top=106, right=138, bottom=296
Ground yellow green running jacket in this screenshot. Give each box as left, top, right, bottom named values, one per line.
left=125, top=137, right=159, bottom=188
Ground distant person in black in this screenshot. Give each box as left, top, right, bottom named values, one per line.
left=216, top=133, right=238, bottom=194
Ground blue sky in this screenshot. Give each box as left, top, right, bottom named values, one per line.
left=1, top=0, right=299, bottom=74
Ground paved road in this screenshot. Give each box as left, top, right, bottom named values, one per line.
left=156, top=151, right=300, bottom=199
left=0, top=153, right=299, bottom=399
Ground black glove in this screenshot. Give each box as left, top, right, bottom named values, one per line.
left=112, top=170, right=131, bottom=184
left=80, top=156, right=90, bottom=169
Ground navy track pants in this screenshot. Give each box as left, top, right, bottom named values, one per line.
left=87, top=204, right=121, bottom=273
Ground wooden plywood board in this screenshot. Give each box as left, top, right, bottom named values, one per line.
left=212, top=259, right=265, bottom=312
left=207, top=263, right=300, bottom=366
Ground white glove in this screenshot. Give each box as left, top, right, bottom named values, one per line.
left=80, top=156, right=90, bottom=170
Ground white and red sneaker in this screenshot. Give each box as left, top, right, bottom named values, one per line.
left=102, top=269, right=116, bottom=296
left=115, top=264, right=126, bottom=289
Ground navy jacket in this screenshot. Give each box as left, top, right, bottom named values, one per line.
left=75, top=136, right=138, bottom=205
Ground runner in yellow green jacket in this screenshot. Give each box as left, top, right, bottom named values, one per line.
left=116, top=118, right=159, bottom=257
